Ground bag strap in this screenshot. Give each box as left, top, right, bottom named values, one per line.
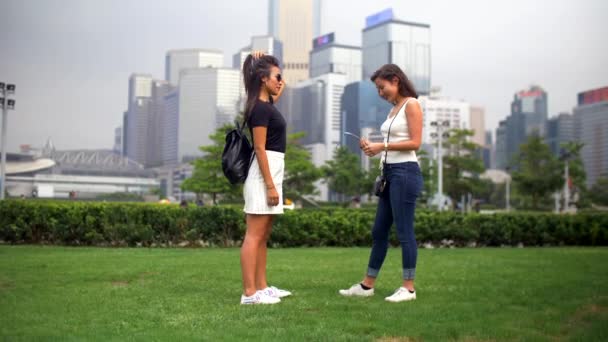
left=382, top=98, right=412, bottom=167
left=237, top=115, right=256, bottom=166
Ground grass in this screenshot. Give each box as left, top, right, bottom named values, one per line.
left=1, top=246, right=607, bottom=341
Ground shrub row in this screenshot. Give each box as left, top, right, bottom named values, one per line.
left=1, top=200, right=606, bottom=247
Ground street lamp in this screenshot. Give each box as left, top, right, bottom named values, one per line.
left=430, top=120, right=450, bottom=211
left=559, top=149, right=572, bottom=212
left=0, top=82, right=16, bottom=200
left=505, top=166, right=511, bottom=212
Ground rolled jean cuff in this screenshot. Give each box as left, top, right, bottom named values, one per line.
left=367, top=267, right=380, bottom=278
left=403, top=268, right=416, bottom=280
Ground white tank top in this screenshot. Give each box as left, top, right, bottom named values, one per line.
left=379, top=98, right=419, bottom=165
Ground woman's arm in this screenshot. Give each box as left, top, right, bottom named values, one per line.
left=362, top=100, right=423, bottom=156
left=272, top=80, right=285, bottom=103
left=252, top=126, right=280, bottom=206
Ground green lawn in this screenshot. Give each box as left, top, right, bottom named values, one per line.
left=1, top=246, right=607, bottom=341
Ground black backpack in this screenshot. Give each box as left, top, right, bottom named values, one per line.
left=222, top=121, right=254, bottom=184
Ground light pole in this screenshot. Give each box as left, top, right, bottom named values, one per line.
left=430, top=120, right=450, bottom=211
left=0, top=82, right=16, bottom=200
left=505, top=166, right=511, bottom=212
left=560, top=150, right=571, bottom=212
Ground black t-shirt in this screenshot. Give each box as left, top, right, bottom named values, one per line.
left=248, top=100, right=287, bottom=153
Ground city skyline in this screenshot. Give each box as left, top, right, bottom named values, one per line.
left=1, top=0, right=607, bottom=152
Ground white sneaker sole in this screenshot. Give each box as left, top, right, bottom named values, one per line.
left=338, top=290, right=374, bottom=297
left=385, top=296, right=416, bottom=302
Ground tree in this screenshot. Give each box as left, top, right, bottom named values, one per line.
left=181, top=124, right=242, bottom=205
left=417, top=149, right=436, bottom=204
left=442, top=129, right=486, bottom=208
left=283, top=132, right=323, bottom=200
left=362, top=157, right=382, bottom=199
left=322, top=146, right=368, bottom=200
left=589, top=177, right=608, bottom=206
left=511, top=133, right=562, bottom=209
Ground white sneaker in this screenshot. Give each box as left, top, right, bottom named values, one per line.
left=339, top=283, right=374, bottom=297
left=240, top=291, right=281, bottom=305
left=385, top=287, right=416, bottom=302
left=263, top=286, right=292, bottom=298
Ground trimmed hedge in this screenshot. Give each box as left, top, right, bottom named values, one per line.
left=1, top=200, right=607, bottom=247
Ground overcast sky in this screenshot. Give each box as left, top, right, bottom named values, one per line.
left=1, top=0, right=606, bottom=152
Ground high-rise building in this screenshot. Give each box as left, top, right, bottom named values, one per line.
left=495, top=120, right=509, bottom=170
left=146, top=80, right=173, bottom=168
left=165, top=49, right=224, bottom=85
left=113, top=126, right=122, bottom=155
left=495, top=85, right=548, bottom=169
left=512, top=85, right=548, bottom=136
left=418, top=95, right=471, bottom=146
left=162, top=68, right=240, bottom=166
left=122, top=111, right=128, bottom=157
left=545, top=112, right=575, bottom=156
left=124, top=74, right=174, bottom=168
left=340, top=81, right=391, bottom=158
left=574, top=86, right=608, bottom=187
left=128, top=74, right=152, bottom=106
left=233, top=36, right=284, bottom=70
left=310, top=32, right=362, bottom=84
left=125, top=74, right=153, bottom=165
left=162, top=89, right=179, bottom=166
left=469, top=106, right=485, bottom=147
left=484, top=130, right=493, bottom=169
left=268, top=0, right=314, bottom=84
left=277, top=73, right=347, bottom=200
left=362, top=8, right=431, bottom=95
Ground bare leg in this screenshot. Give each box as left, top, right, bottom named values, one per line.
left=241, top=214, right=272, bottom=296
left=255, top=215, right=274, bottom=290
left=402, top=279, right=415, bottom=291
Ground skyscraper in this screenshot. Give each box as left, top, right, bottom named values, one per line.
left=512, top=85, right=548, bottom=136
left=309, top=32, right=362, bottom=84
left=125, top=74, right=153, bottom=165
left=495, top=85, right=548, bottom=169
left=165, top=49, right=224, bottom=85
left=419, top=95, right=471, bottom=146
left=545, top=112, right=575, bottom=156
left=233, top=36, right=284, bottom=70
left=268, top=0, right=315, bottom=84
left=469, top=106, right=486, bottom=147
left=277, top=72, right=347, bottom=200
left=362, top=8, right=431, bottom=95
left=113, top=126, right=122, bottom=155
left=340, top=81, right=391, bottom=158
left=162, top=68, right=240, bottom=165
left=574, top=86, right=608, bottom=187
left=146, top=80, right=173, bottom=168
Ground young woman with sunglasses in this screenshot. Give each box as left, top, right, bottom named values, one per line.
left=239, top=51, right=291, bottom=305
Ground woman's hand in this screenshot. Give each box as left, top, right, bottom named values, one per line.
left=363, top=142, right=384, bottom=157
left=360, top=138, right=369, bottom=150
left=266, top=186, right=280, bottom=207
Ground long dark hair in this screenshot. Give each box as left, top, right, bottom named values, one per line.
left=242, top=54, right=280, bottom=122
left=370, top=64, right=418, bottom=99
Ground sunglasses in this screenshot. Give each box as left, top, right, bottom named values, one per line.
left=273, top=73, right=282, bottom=82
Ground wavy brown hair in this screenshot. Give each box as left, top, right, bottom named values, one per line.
left=370, top=64, right=418, bottom=99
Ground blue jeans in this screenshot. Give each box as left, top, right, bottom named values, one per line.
left=367, top=162, right=423, bottom=280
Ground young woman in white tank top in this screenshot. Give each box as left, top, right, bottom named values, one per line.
left=339, top=64, right=424, bottom=303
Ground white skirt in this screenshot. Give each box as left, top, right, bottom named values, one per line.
left=243, top=150, right=285, bottom=215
